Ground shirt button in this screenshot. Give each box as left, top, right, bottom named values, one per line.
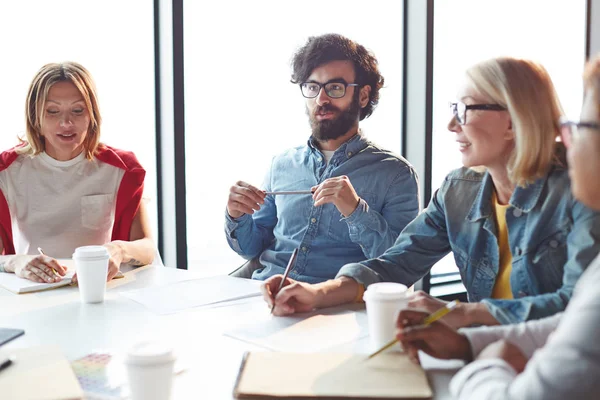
left=311, top=218, right=317, bottom=223
left=513, top=209, right=522, bottom=217
left=514, top=247, right=522, bottom=256
left=550, top=240, right=559, bottom=248
left=347, top=151, right=353, bottom=157
left=301, top=246, right=307, bottom=252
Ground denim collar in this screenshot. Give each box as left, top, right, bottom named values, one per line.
left=307, top=132, right=369, bottom=161
left=467, top=170, right=547, bottom=222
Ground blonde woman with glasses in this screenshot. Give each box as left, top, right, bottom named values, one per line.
left=397, top=54, right=600, bottom=400
left=262, top=57, right=600, bottom=330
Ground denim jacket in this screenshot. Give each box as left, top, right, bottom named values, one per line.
left=338, top=164, right=600, bottom=324
left=225, top=134, right=420, bottom=283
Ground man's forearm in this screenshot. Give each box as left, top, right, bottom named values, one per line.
left=314, top=276, right=360, bottom=309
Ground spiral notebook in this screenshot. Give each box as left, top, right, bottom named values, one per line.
left=0, top=267, right=75, bottom=294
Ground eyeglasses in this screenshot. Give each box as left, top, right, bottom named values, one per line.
left=449, top=101, right=506, bottom=125
left=559, top=117, right=600, bottom=148
left=300, top=80, right=360, bottom=99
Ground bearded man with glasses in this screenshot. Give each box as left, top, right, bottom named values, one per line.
left=225, top=33, right=419, bottom=283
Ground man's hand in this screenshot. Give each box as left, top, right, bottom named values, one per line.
left=476, top=339, right=528, bottom=373
left=227, top=181, right=266, bottom=219
left=261, top=275, right=321, bottom=316
left=396, top=309, right=473, bottom=364
left=312, top=176, right=360, bottom=217
left=407, top=291, right=493, bottom=329
left=5, top=255, right=67, bottom=283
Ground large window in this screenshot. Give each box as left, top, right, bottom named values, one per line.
left=430, top=0, right=587, bottom=283
left=0, top=1, right=158, bottom=240
left=184, top=1, right=404, bottom=273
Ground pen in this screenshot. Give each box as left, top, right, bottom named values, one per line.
left=270, top=248, right=299, bottom=314
left=367, top=299, right=461, bottom=360
left=0, top=356, right=14, bottom=374
left=265, top=189, right=315, bottom=195
left=37, top=247, right=61, bottom=278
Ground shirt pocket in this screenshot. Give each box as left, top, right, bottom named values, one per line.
left=531, top=229, right=568, bottom=289
left=81, top=194, right=114, bottom=230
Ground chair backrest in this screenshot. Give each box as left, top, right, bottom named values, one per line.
left=229, top=258, right=262, bottom=279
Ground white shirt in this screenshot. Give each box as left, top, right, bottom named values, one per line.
left=0, top=152, right=124, bottom=258
left=450, top=254, right=600, bottom=399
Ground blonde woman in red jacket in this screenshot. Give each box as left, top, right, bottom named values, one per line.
left=0, top=62, right=154, bottom=283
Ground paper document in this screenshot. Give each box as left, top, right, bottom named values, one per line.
left=120, top=275, right=263, bottom=314
left=224, top=305, right=369, bottom=352
left=234, top=351, right=432, bottom=399
left=0, top=259, right=75, bottom=294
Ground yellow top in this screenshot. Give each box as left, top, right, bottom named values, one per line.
left=491, top=191, right=514, bottom=299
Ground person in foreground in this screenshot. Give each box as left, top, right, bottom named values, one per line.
left=225, top=33, right=419, bottom=284
left=397, top=53, right=600, bottom=400
left=0, top=62, right=155, bottom=283
left=263, top=56, right=600, bottom=327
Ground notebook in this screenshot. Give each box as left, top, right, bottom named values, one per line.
left=0, top=345, right=83, bottom=400
left=0, top=259, right=75, bottom=294
left=233, top=351, right=433, bottom=399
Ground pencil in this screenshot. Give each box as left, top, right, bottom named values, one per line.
left=270, top=248, right=299, bottom=314
left=37, top=247, right=61, bottom=278
left=366, top=300, right=460, bottom=360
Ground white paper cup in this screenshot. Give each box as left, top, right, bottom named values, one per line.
left=363, top=282, right=408, bottom=350
left=125, top=341, right=176, bottom=400
left=73, top=245, right=109, bottom=304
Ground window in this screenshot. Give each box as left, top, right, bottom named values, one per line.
left=430, top=0, right=587, bottom=282
left=0, top=1, right=158, bottom=241
left=184, top=1, right=404, bottom=273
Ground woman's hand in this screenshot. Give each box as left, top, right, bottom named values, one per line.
left=407, top=291, right=498, bottom=328
left=102, top=242, right=125, bottom=281
left=4, top=255, right=67, bottom=283
left=396, top=309, right=473, bottom=364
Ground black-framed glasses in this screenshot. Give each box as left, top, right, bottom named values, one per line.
left=559, top=117, right=600, bottom=148
left=299, top=80, right=360, bottom=99
left=449, top=101, right=507, bottom=125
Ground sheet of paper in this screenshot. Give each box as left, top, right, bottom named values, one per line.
left=234, top=351, right=432, bottom=399
left=120, top=275, right=263, bottom=314
left=0, top=259, right=75, bottom=294
left=224, top=305, right=369, bottom=352
left=0, top=345, right=83, bottom=400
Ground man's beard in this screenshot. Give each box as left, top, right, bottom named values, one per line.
left=308, top=92, right=361, bottom=142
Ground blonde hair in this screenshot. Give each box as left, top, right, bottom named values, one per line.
left=19, top=62, right=102, bottom=160
left=466, top=57, right=564, bottom=186
left=583, top=53, right=600, bottom=120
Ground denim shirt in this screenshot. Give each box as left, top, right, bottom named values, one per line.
left=338, top=165, right=600, bottom=324
left=225, top=134, right=420, bottom=283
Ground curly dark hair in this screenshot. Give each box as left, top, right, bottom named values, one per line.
left=291, top=33, right=384, bottom=121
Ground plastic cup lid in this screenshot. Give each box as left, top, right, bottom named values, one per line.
left=72, top=245, right=110, bottom=259
left=363, top=282, right=408, bottom=302
left=125, top=341, right=176, bottom=365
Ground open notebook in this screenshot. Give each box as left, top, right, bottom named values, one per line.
left=233, top=351, right=433, bottom=399
left=0, top=259, right=75, bottom=294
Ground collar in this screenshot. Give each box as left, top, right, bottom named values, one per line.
left=467, top=170, right=547, bottom=222
left=307, top=132, right=369, bottom=161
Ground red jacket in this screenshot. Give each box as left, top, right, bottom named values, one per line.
left=0, top=145, right=146, bottom=255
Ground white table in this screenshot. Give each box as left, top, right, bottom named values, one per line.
left=0, top=265, right=462, bottom=399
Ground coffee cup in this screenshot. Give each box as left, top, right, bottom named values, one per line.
left=363, top=282, right=408, bottom=350
left=73, top=245, right=110, bottom=303
left=125, top=341, right=176, bottom=400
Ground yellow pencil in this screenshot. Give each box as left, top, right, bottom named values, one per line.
left=367, top=299, right=460, bottom=360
